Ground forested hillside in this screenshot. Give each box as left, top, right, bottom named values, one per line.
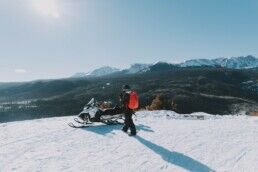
left=0, top=66, right=257, bottom=122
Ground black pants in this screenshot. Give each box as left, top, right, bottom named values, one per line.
left=101, top=107, right=136, bottom=134
left=122, top=109, right=136, bottom=134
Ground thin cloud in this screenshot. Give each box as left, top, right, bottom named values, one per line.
left=15, top=69, right=28, bottom=74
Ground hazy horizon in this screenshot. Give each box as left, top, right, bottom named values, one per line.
left=1, top=0, right=258, bottom=82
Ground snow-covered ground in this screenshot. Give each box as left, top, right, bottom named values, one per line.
left=1, top=111, right=258, bottom=172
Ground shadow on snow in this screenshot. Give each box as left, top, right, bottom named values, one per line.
left=81, top=124, right=214, bottom=172
left=81, top=123, right=154, bottom=135
left=134, top=136, right=214, bottom=172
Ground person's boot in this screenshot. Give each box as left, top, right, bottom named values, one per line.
left=128, top=132, right=136, bottom=136
left=122, top=126, right=128, bottom=133
left=93, top=111, right=102, bottom=122
left=129, top=128, right=136, bottom=136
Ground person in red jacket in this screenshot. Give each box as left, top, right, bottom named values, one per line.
left=120, top=85, right=136, bottom=136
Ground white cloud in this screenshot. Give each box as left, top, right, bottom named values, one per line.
left=15, top=69, right=28, bottom=74
left=30, top=0, right=61, bottom=19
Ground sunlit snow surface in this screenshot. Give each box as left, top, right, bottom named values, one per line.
left=1, top=111, right=258, bottom=172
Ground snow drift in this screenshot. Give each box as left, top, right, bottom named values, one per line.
left=1, top=111, right=258, bottom=172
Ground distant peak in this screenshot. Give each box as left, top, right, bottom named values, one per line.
left=89, top=66, right=120, bottom=77
left=127, top=63, right=151, bottom=73
left=71, top=55, right=258, bottom=78
left=180, top=55, right=258, bottom=69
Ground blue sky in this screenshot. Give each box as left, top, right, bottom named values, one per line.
left=0, top=0, right=258, bottom=82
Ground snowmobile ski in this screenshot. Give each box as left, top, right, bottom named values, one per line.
left=74, top=118, right=92, bottom=125
left=68, top=122, right=92, bottom=128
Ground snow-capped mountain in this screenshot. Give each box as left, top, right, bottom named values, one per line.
left=71, top=56, right=258, bottom=78
left=71, top=67, right=120, bottom=78
left=180, top=59, right=217, bottom=67
left=71, top=64, right=151, bottom=78
left=216, top=55, right=258, bottom=69
left=89, top=64, right=151, bottom=76
left=89, top=66, right=120, bottom=77
left=71, top=72, right=89, bottom=78
left=180, top=55, right=258, bottom=69
left=126, top=63, right=151, bottom=74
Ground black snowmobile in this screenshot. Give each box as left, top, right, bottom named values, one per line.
left=68, top=98, right=124, bottom=128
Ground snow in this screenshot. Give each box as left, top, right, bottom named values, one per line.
left=71, top=67, right=119, bottom=78
left=127, top=64, right=151, bottom=74
left=180, top=55, right=258, bottom=69
left=180, top=59, right=217, bottom=67
left=71, top=72, right=89, bottom=78
left=89, top=66, right=120, bottom=77
left=1, top=111, right=258, bottom=172
left=71, top=64, right=151, bottom=78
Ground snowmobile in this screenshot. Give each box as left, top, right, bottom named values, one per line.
left=68, top=98, right=124, bottom=128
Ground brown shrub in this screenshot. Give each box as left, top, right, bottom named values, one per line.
left=249, top=111, right=258, bottom=116
left=146, top=94, right=170, bottom=110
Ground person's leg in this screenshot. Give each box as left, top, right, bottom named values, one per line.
left=122, top=110, right=131, bottom=132
left=125, top=110, right=136, bottom=135
left=128, top=117, right=136, bottom=135
left=122, top=120, right=129, bottom=132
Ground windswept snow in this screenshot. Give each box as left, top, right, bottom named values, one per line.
left=1, top=111, right=258, bottom=172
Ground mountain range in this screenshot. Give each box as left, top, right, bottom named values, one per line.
left=72, top=55, right=258, bottom=78
left=72, top=64, right=151, bottom=78
left=181, top=55, right=258, bottom=69
left=0, top=55, right=257, bottom=122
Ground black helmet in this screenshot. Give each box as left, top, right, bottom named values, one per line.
left=122, top=84, right=131, bottom=91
